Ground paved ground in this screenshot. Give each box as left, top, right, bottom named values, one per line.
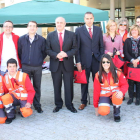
left=0, top=73, right=140, bottom=140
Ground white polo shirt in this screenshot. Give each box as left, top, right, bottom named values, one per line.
left=1, top=34, right=19, bottom=72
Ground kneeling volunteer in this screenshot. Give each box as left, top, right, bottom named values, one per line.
left=93, top=54, right=128, bottom=122
left=1, top=58, right=35, bottom=124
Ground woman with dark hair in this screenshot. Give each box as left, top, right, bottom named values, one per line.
left=124, top=25, right=140, bottom=105
left=93, top=54, right=128, bottom=122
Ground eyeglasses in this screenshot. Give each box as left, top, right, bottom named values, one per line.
left=4, top=26, right=13, bottom=29
left=102, top=61, right=110, bottom=64
left=120, top=24, right=127, bottom=27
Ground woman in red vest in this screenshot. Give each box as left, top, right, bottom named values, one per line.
left=93, top=54, right=128, bottom=122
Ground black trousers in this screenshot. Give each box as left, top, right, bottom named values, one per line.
left=128, top=79, right=140, bottom=99
left=81, top=55, right=99, bottom=104
left=22, top=64, right=42, bottom=108
left=51, top=62, right=73, bottom=108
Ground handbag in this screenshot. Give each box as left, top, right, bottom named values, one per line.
left=112, top=48, right=125, bottom=68
left=127, top=63, right=140, bottom=82
left=123, top=61, right=129, bottom=77
left=73, top=66, right=87, bottom=84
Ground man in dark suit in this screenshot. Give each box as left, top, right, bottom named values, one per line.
left=46, top=17, right=78, bottom=113
left=75, top=12, right=104, bottom=110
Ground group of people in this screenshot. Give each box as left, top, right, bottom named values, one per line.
left=0, top=12, right=140, bottom=124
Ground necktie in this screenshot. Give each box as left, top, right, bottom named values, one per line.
left=59, top=32, right=63, bottom=61
left=88, top=28, right=92, bottom=39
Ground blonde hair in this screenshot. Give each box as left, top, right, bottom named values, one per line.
left=117, top=18, right=129, bottom=31
left=129, top=24, right=140, bottom=36
left=106, top=20, right=119, bottom=36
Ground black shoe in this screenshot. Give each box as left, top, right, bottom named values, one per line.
left=127, top=98, right=133, bottom=105
left=114, top=116, right=121, bottom=122
left=67, top=106, right=77, bottom=113
left=18, top=111, right=24, bottom=117
left=135, top=99, right=140, bottom=105
left=5, top=116, right=16, bottom=124
left=35, top=107, right=43, bottom=113
left=53, top=107, right=62, bottom=113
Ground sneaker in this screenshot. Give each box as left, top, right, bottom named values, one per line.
left=114, top=116, right=121, bottom=122
left=135, top=99, right=140, bottom=105
left=5, top=116, right=16, bottom=124
left=127, top=98, right=133, bottom=105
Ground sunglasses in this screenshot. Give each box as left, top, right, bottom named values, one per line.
left=120, top=24, right=127, bottom=27
left=102, top=61, right=110, bottom=64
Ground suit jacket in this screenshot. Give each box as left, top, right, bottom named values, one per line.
left=75, top=25, right=104, bottom=68
left=124, top=38, right=140, bottom=62
left=46, top=30, right=78, bottom=72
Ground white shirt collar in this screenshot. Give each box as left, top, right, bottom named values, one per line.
left=85, top=25, right=93, bottom=34
left=57, top=29, right=65, bottom=35
left=3, top=33, right=12, bottom=40
left=85, top=24, right=93, bottom=30
left=8, top=72, right=17, bottom=79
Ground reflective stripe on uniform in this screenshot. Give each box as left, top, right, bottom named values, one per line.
left=15, top=93, right=28, bottom=98
left=0, top=76, right=2, bottom=82
left=0, top=93, right=4, bottom=96
left=6, top=107, right=14, bottom=113
left=100, top=89, right=119, bottom=95
left=113, top=104, right=121, bottom=108
left=5, top=75, right=9, bottom=84
left=99, top=103, right=110, bottom=107
left=5, top=103, right=13, bottom=108
left=101, top=86, right=119, bottom=90
left=19, top=72, right=23, bottom=82
left=100, top=90, right=110, bottom=94
left=0, top=101, right=2, bottom=105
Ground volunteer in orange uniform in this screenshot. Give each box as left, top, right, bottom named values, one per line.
left=0, top=75, right=7, bottom=124
left=1, top=58, right=35, bottom=124
left=93, top=54, right=128, bottom=122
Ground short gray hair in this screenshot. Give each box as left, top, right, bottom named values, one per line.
left=117, top=18, right=129, bottom=31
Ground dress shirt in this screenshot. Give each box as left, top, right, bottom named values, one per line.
left=29, top=34, right=36, bottom=44
left=57, top=30, right=65, bottom=41
left=85, top=24, right=93, bottom=34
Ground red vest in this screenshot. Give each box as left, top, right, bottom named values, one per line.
left=95, top=71, right=121, bottom=97
left=4, top=71, right=28, bottom=100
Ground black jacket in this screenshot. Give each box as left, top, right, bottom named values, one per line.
left=46, top=30, right=78, bottom=72
left=124, top=38, right=140, bottom=62
left=75, top=25, right=104, bottom=68
left=18, top=34, right=47, bottom=67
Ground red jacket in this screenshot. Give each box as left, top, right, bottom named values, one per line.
left=93, top=71, right=128, bottom=108
left=0, top=32, right=21, bottom=68
left=3, top=74, right=35, bottom=104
